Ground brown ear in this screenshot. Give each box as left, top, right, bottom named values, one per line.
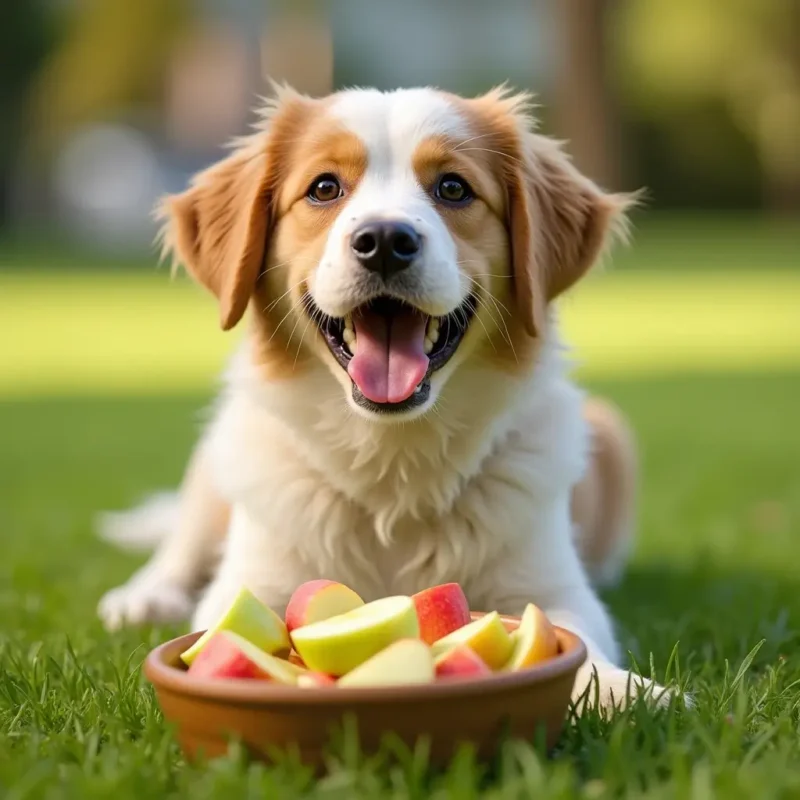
left=508, top=130, right=635, bottom=338
left=159, top=88, right=312, bottom=330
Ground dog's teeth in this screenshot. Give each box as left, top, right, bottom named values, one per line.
left=429, top=329, right=439, bottom=344
left=423, top=337, right=434, bottom=355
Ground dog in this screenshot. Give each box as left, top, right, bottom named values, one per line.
left=98, top=84, right=670, bottom=709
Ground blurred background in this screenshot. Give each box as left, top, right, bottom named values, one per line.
left=1, top=1, right=799, bottom=636
left=3, top=0, right=800, bottom=251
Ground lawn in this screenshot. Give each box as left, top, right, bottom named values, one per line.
left=1, top=218, right=799, bottom=797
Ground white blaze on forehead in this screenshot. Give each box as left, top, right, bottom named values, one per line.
left=329, top=88, right=468, bottom=170
left=311, top=88, right=469, bottom=319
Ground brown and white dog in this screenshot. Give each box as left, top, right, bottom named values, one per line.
left=98, top=85, right=667, bottom=708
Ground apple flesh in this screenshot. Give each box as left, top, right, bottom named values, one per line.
left=434, top=644, right=491, bottom=679
left=503, top=603, right=559, bottom=670
left=180, top=587, right=290, bottom=666
left=291, top=595, right=420, bottom=676
left=187, top=631, right=302, bottom=684
left=284, top=579, right=364, bottom=633
left=338, top=639, right=434, bottom=687
left=412, top=583, right=471, bottom=645
left=431, top=610, right=513, bottom=670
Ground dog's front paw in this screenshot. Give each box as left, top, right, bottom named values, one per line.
left=577, top=664, right=689, bottom=712
left=98, top=570, right=194, bottom=631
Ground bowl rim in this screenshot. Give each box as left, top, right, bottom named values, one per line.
left=144, top=615, right=587, bottom=706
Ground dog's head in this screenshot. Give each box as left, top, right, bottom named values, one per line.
left=161, top=86, right=631, bottom=420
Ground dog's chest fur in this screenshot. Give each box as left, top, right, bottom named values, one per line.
left=206, top=333, right=588, bottom=609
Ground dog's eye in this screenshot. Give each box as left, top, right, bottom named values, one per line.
left=435, top=174, right=473, bottom=205
left=307, top=174, right=343, bottom=204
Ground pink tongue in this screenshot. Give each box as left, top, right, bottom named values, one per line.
left=347, top=310, right=429, bottom=404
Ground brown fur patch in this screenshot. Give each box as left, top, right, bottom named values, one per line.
left=160, top=89, right=370, bottom=380
left=250, top=123, right=367, bottom=379
left=455, top=87, right=634, bottom=344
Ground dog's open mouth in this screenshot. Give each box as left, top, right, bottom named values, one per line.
left=309, top=295, right=477, bottom=412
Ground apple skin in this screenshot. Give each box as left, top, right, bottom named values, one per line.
left=297, top=671, right=337, bottom=688
left=412, top=583, right=471, bottom=645
left=285, top=580, right=364, bottom=633
left=180, top=587, right=290, bottom=666
left=338, top=639, right=434, bottom=688
left=187, top=631, right=302, bottom=684
left=291, top=596, right=420, bottom=676
left=287, top=650, right=306, bottom=668
left=503, top=603, right=559, bottom=671
left=430, top=611, right=513, bottom=670
left=434, top=645, right=491, bottom=679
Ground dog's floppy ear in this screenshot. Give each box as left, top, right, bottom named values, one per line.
left=502, top=102, right=635, bottom=338
left=159, top=88, right=312, bottom=330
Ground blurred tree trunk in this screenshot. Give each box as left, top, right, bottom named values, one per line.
left=552, top=0, right=622, bottom=190
left=0, top=4, right=52, bottom=226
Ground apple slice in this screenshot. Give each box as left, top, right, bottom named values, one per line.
left=412, top=583, right=471, bottom=645
left=285, top=580, right=364, bottom=633
left=431, top=611, right=513, bottom=670
left=287, top=650, right=306, bottom=668
left=188, top=631, right=303, bottom=684
left=434, top=644, right=491, bottom=679
left=503, top=603, right=559, bottom=670
left=291, top=595, right=419, bottom=676
left=297, top=671, right=337, bottom=688
left=180, top=587, right=290, bottom=666
left=338, top=639, right=434, bottom=687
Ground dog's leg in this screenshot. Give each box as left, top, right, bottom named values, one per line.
left=571, top=398, right=637, bottom=587
left=487, top=496, right=676, bottom=712
left=98, top=435, right=230, bottom=630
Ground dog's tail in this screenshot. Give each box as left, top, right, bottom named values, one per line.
left=96, top=492, right=180, bottom=552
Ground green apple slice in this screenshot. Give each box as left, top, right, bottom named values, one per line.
left=338, top=639, right=434, bottom=687
left=290, top=595, right=420, bottom=676
left=181, top=587, right=290, bottom=666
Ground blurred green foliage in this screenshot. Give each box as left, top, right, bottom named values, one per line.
left=615, top=0, right=800, bottom=209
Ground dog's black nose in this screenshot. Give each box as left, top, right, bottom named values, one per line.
left=350, top=221, right=421, bottom=278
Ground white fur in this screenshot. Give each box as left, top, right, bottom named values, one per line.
left=313, top=92, right=468, bottom=335
left=98, top=87, right=673, bottom=710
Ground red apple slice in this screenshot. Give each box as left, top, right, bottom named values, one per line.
left=412, top=583, right=471, bottom=644
left=285, top=580, right=364, bottom=633
left=434, top=644, right=491, bottom=679
left=187, top=631, right=304, bottom=684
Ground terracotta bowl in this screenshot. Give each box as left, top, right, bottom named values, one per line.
left=145, top=613, right=586, bottom=768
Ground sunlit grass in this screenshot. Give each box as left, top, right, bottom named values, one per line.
left=1, top=269, right=798, bottom=397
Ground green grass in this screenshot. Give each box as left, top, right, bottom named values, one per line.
left=1, top=218, right=800, bottom=797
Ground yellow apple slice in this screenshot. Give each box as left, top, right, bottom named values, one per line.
left=431, top=611, right=513, bottom=670
left=503, top=603, right=559, bottom=670
left=181, top=587, right=290, bottom=666
left=290, top=595, right=419, bottom=676
left=338, top=639, right=434, bottom=687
